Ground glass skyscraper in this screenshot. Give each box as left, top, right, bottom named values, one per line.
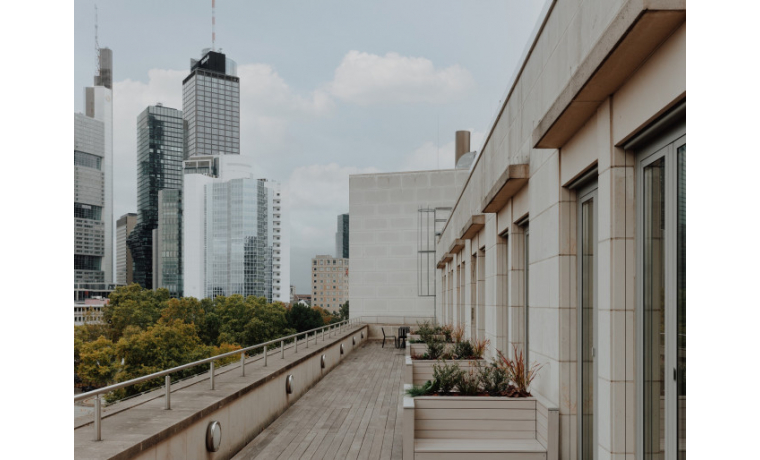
left=128, top=105, right=184, bottom=290
left=182, top=50, right=240, bottom=158
left=336, top=213, right=349, bottom=259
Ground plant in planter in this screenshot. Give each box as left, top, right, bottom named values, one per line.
left=496, top=345, right=542, bottom=397
left=471, top=338, right=490, bottom=359
left=432, top=361, right=463, bottom=394
left=405, top=380, right=434, bottom=397
left=451, top=324, right=465, bottom=343
left=477, top=360, right=510, bottom=396
left=452, top=340, right=475, bottom=360
left=455, top=364, right=481, bottom=395
left=425, top=339, right=445, bottom=360
left=440, top=323, right=454, bottom=342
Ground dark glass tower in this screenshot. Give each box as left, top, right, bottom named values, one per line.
left=182, top=50, right=240, bottom=158
left=128, top=105, right=184, bottom=290
left=336, top=214, right=349, bottom=258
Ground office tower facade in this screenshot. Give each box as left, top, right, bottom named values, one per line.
left=128, top=105, right=184, bottom=290
left=116, top=213, right=137, bottom=285
left=182, top=50, right=240, bottom=158
left=311, top=255, right=349, bottom=313
left=74, top=113, right=106, bottom=283
left=336, top=213, right=349, bottom=259
left=154, top=189, right=182, bottom=297
left=75, top=47, right=113, bottom=284
left=182, top=156, right=289, bottom=302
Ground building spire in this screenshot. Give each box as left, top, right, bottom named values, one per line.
left=212, top=0, right=216, bottom=51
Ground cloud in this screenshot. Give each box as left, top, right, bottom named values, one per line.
left=328, top=51, right=475, bottom=105
left=400, top=130, right=485, bottom=172
left=110, top=65, right=334, bottom=218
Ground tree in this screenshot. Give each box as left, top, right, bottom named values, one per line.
left=243, top=298, right=293, bottom=345
left=77, top=336, right=118, bottom=388
left=287, top=303, right=324, bottom=332
left=339, top=301, right=349, bottom=322
left=215, top=294, right=252, bottom=346
left=113, top=319, right=210, bottom=399
left=102, top=284, right=170, bottom=341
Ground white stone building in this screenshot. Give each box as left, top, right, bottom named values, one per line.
left=349, top=1, right=686, bottom=458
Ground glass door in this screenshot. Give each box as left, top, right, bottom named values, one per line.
left=638, top=127, right=685, bottom=460
left=578, top=184, right=597, bottom=460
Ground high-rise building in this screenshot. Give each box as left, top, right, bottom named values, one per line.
left=182, top=50, right=240, bottom=158
left=155, top=189, right=182, bottom=297
left=116, top=213, right=137, bottom=285
left=127, top=105, right=184, bottom=290
left=311, top=255, right=349, bottom=313
left=336, top=214, right=349, bottom=259
left=182, top=156, right=289, bottom=302
left=75, top=47, right=113, bottom=284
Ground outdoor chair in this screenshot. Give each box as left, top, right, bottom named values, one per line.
left=398, top=326, right=410, bottom=348
left=381, top=327, right=397, bottom=348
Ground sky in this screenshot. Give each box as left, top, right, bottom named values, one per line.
left=73, top=0, right=547, bottom=294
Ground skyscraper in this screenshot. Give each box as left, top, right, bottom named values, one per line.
left=128, top=105, right=184, bottom=290
left=336, top=214, right=349, bottom=259
left=116, top=213, right=137, bottom=285
left=182, top=50, right=240, bottom=158
left=74, top=47, right=113, bottom=284
left=182, top=156, right=289, bottom=302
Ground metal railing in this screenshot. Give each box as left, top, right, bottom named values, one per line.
left=75, top=317, right=363, bottom=441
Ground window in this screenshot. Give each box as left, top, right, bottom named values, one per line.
left=636, top=121, right=685, bottom=460
left=577, top=181, right=597, bottom=460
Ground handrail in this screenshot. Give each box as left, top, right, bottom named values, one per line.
left=75, top=317, right=363, bottom=441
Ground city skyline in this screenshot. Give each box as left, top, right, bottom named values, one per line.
left=73, top=0, right=546, bottom=293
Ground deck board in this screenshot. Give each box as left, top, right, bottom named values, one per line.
left=232, top=341, right=406, bottom=460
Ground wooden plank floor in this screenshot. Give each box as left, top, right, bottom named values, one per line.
left=232, top=341, right=406, bottom=460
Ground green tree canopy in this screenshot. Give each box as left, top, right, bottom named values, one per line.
left=103, top=284, right=171, bottom=340
left=286, top=303, right=324, bottom=332
left=77, top=336, right=118, bottom=388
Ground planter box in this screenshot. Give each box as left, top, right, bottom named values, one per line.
left=406, top=341, right=455, bottom=359
left=405, top=356, right=483, bottom=386
left=403, top=385, right=559, bottom=460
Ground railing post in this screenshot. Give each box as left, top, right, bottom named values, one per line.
left=281, top=340, right=285, bottom=359
left=210, top=362, right=215, bottom=390
left=295, top=333, right=298, bottom=353
left=322, top=328, right=325, bottom=341
left=264, top=345, right=268, bottom=367
left=164, top=375, right=171, bottom=410
left=240, top=351, right=246, bottom=376
left=306, top=331, right=309, bottom=348
left=94, top=395, right=102, bottom=441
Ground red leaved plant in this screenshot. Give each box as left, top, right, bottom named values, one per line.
left=496, top=345, right=542, bottom=397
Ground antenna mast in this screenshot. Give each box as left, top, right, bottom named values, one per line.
left=212, top=0, right=216, bottom=51
left=95, top=4, right=100, bottom=75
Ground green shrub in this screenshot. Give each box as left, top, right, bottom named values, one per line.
left=455, top=365, right=481, bottom=395
left=477, top=360, right=510, bottom=396
left=405, top=381, right=434, bottom=397
left=453, top=340, right=475, bottom=359
left=432, top=361, right=464, bottom=394
left=426, top=340, right=445, bottom=360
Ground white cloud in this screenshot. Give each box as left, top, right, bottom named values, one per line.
left=400, top=130, right=485, bottom=172
left=110, top=65, right=334, bottom=218
left=328, top=51, right=475, bottom=105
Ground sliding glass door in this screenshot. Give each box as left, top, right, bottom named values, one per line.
left=578, top=183, right=597, bottom=460
left=638, top=125, right=685, bottom=460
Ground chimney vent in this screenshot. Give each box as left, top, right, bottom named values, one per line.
left=455, top=131, right=470, bottom=165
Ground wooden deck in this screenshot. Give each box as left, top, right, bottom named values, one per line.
left=232, top=341, right=406, bottom=460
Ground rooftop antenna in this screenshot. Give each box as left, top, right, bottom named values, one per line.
left=212, top=0, right=216, bottom=51
left=94, top=4, right=100, bottom=74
